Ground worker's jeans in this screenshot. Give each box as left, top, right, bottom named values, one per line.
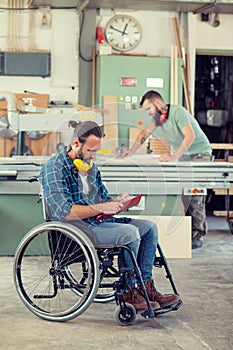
left=90, top=218, right=158, bottom=286
left=181, top=154, right=212, bottom=239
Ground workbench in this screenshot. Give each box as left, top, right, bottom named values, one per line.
left=1, top=154, right=233, bottom=255
left=210, top=143, right=233, bottom=228
left=210, top=143, right=233, bottom=162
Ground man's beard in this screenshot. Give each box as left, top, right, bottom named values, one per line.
left=153, top=111, right=163, bottom=126
left=152, top=103, right=167, bottom=126
left=77, top=147, right=92, bottom=165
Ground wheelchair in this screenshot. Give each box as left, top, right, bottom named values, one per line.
left=13, top=180, right=183, bottom=326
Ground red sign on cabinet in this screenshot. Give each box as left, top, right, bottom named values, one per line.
left=120, top=78, right=137, bottom=87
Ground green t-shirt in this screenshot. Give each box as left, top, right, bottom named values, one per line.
left=154, top=105, right=212, bottom=156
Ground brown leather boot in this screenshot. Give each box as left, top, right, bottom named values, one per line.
left=146, top=280, right=180, bottom=308
left=123, top=286, right=160, bottom=312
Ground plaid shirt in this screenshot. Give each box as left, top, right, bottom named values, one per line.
left=38, top=147, right=111, bottom=225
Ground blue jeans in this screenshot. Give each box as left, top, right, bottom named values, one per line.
left=90, top=218, right=158, bottom=286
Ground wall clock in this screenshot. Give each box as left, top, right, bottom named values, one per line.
left=105, top=15, right=142, bottom=52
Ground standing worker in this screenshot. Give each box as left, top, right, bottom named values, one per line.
left=121, top=90, right=212, bottom=249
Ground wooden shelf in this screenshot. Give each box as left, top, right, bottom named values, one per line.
left=213, top=184, right=233, bottom=195
left=213, top=211, right=233, bottom=217
left=211, top=143, right=233, bottom=162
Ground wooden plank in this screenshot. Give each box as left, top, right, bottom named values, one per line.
left=213, top=183, right=233, bottom=195
left=170, top=45, right=175, bottom=104
left=150, top=137, right=172, bottom=155
left=213, top=211, right=233, bottom=217
left=92, top=44, right=96, bottom=107
left=182, top=69, right=192, bottom=113
left=211, top=143, right=233, bottom=150
left=0, top=137, right=16, bottom=157
left=0, top=93, right=49, bottom=111
left=170, top=45, right=178, bottom=104
left=174, top=45, right=178, bottom=104
left=0, top=131, right=60, bottom=157
left=172, top=17, right=192, bottom=113
left=103, top=96, right=118, bottom=153
left=75, top=104, right=109, bottom=115
left=185, top=53, right=191, bottom=96
left=214, top=189, right=233, bottom=195
left=129, top=127, right=147, bottom=154
left=124, top=215, right=191, bottom=258
left=211, top=143, right=233, bottom=162
left=25, top=132, right=60, bottom=156
left=172, top=18, right=183, bottom=58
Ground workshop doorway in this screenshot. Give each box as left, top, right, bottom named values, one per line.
left=194, top=53, right=233, bottom=213
left=194, top=53, right=233, bottom=149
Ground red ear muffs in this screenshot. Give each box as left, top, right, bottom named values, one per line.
left=154, top=111, right=168, bottom=126
left=73, top=159, right=93, bottom=172
left=159, top=112, right=167, bottom=124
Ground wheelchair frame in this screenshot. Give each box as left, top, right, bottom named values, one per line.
left=13, top=179, right=183, bottom=326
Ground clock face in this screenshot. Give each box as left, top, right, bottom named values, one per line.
left=105, top=15, right=142, bottom=52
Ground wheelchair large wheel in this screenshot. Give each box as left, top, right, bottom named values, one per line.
left=93, top=249, right=118, bottom=303
left=14, top=222, right=100, bottom=322
left=64, top=248, right=117, bottom=304
left=64, top=265, right=116, bottom=304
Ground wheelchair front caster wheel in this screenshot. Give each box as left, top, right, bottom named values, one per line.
left=114, top=303, right=136, bottom=326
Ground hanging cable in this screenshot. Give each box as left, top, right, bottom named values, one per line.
left=78, top=10, right=93, bottom=62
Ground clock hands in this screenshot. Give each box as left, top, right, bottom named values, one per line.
left=122, top=23, right=128, bottom=36
left=110, top=24, right=129, bottom=36
left=110, top=25, right=124, bottom=34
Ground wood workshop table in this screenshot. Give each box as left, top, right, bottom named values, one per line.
left=211, top=143, right=233, bottom=230
left=210, top=143, right=233, bottom=161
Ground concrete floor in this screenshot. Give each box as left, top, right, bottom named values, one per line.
left=1, top=217, right=233, bottom=350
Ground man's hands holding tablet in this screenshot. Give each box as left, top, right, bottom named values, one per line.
left=96, top=194, right=142, bottom=222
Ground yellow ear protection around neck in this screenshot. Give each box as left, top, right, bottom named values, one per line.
left=73, top=158, right=93, bottom=172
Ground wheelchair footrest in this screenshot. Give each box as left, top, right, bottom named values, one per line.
left=153, top=299, right=183, bottom=316
left=140, top=307, right=156, bottom=319
left=140, top=299, right=183, bottom=319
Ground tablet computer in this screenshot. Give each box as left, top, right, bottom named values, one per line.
left=96, top=194, right=142, bottom=222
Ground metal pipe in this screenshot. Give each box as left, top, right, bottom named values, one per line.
left=0, top=90, right=18, bottom=132
left=16, top=131, right=25, bottom=155
left=193, top=0, right=217, bottom=15
left=0, top=90, right=18, bottom=111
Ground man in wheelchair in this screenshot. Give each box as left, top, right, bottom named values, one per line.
left=38, top=120, right=180, bottom=313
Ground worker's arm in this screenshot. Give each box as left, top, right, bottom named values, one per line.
left=159, top=124, right=196, bottom=162
left=66, top=200, right=124, bottom=220
left=121, top=121, right=156, bottom=157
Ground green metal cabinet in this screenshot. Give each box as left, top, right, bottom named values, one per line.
left=0, top=194, right=43, bottom=255
left=95, top=55, right=183, bottom=145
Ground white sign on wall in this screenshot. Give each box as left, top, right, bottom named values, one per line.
left=146, top=77, right=164, bottom=88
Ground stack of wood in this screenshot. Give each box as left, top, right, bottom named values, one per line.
left=149, top=137, right=172, bottom=155
left=129, top=127, right=148, bottom=154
